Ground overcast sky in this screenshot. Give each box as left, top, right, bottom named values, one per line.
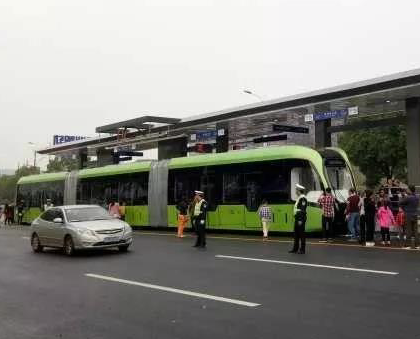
left=1, top=0, right=420, bottom=169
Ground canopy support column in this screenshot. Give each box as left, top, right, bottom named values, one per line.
left=406, top=97, right=420, bottom=189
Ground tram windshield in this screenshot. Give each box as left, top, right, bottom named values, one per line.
left=324, top=158, right=353, bottom=201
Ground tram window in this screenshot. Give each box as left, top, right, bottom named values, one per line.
left=77, top=181, right=92, bottom=205
left=168, top=169, right=202, bottom=205
left=131, top=174, right=148, bottom=205
left=223, top=172, right=243, bottom=204
left=260, top=169, right=289, bottom=204
left=290, top=163, right=323, bottom=203
left=119, top=181, right=132, bottom=205
left=244, top=173, right=261, bottom=211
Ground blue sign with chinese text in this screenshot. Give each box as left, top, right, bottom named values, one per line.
left=313, top=109, right=348, bottom=121
left=53, top=135, right=87, bottom=145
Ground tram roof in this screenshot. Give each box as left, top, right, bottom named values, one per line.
left=78, top=161, right=152, bottom=179
left=168, top=145, right=323, bottom=170
left=18, top=172, right=68, bottom=185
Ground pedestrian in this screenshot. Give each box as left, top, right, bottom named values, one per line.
left=359, top=191, right=366, bottom=244
left=44, top=199, right=54, bottom=211
left=346, top=188, right=360, bottom=241
left=376, top=200, right=396, bottom=246
left=289, top=184, right=308, bottom=254
left=4, top=204, right=13, bottom=225
left=17, top=201, right=24, bottom=225
left=364, top=190, right=376, bottom=247
left=3, top=204, right=9, bottom=225
left=119, top=202, right=126, bottom=221
left=176, top=196, right=189, bottom=238
left=188, top=195, right=199, bottom=231
left=395, top=206, right=406, bottom=247
left=192, top=191, right=208, bottom=248
left=257, top=199, right=272, bottom=241
left=108, top=201, right=120, bottom=218
left=317, top=187, right=335, bottom=242
left=399, top=185, right=420, bottom=249
left=377, top=188, right=389, bottom=208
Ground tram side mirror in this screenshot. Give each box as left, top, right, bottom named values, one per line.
left=53, top=217, right=63, bottom=224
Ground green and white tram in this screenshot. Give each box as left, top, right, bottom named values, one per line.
left=16, top=146, right=355, bottom=233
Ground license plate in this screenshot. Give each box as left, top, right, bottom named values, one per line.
left=104, top=236, right=120, bottom=243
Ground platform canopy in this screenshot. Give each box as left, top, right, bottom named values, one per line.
left=95, top=116, right=181, bottom=134
left=38, top=67, right=420, bottom=164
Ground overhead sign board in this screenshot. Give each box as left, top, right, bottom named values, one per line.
left=272, top=125, right=309, bottom=134
left=53, top=135, right=87, bottom=145
left=313, top=109, right=348, bottom=121
left=304, top=114, right=314, bottom=122
left=190, top=130, right=217, bottom=142
left=348, top=106, right=359, bottom=116
left=310, top=106, right=359, bottom=122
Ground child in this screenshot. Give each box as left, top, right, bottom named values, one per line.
left=395, top=206, right=406, bottom=246
left=258, top=200, right=272, bottom=240
left=376, top=201, right=396, bottom=245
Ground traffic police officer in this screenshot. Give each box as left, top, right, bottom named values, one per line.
left=193, top=190, right=208, bottom=248
left=289, top=184, right=308, bottom=254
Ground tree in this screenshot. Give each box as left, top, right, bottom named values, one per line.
left=46, top=156, right=79, bottom=173
left=338, top=125, right=407, bottom=188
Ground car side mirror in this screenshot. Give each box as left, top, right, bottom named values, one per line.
left=53, top=217, right=63, bottom=224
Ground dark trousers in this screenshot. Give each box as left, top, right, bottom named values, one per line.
left=381, top=227, right=390, bottom=242
left=365, top=214, right=375, bottom=242
left=359, top=215, right=366, bottom=243
left=405, top=215, right=419, bottom=248
left=194, top=218, right=206, bottom=247
left=322, top=216, right=334, bottom=239
left=292, top=216, right=306, bottom=253
left=18, top=214, right=23, bottom=225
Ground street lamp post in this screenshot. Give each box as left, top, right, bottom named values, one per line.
left=243, top=90, right=264, bottom=102
left=28, top=142, right=37, bottom=167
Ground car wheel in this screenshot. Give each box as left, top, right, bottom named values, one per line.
left=31, top=233, right=43, bottom=253
left=118, top=244, right=130, bottom=252
left=64, top=235, right=75, bottom=256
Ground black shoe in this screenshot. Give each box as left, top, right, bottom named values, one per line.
left=288, top=250, right=297, bottom=253
left=193, top=245, right=199, bottom=247
left=298, top=250, right=305, bottom=254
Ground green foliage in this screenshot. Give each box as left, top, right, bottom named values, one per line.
left=46, top=156, right=79, bottom=173
left=339, top=125, right=406, bottom=188
left=0, top=166, right=40, bottom=203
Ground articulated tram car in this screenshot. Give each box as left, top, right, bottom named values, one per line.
left=16, top=146, right=355, bottom=233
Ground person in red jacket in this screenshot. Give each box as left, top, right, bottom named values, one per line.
left=395, top=206, right=406, bottom=246
left=346, top=188, right=360, bottom=241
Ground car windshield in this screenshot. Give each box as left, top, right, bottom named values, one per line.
left=65, top=207, right=113, bottom=222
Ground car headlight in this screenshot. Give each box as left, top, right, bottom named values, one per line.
left=76, top=228, right=97, bottom=238
left=124, top=224, right=133, bottom=236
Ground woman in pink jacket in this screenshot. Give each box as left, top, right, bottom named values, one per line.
left=376, top=201, right=396, bottom=245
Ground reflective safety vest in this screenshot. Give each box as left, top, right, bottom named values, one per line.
left=294, top=194, right=307, bottom=216
left=194, top=199, right=205, bottom=216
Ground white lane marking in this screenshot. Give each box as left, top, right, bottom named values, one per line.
left=22, top=236, right=30, bottom=240
left=85, top=273, right=260, bottom=307
left=216, top=255, right=399, bottom=276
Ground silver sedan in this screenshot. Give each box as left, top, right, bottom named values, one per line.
left=30, top=205, right=133, bottom=256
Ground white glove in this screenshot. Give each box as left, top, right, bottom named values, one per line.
left=200, top=220, right=205, bottom=225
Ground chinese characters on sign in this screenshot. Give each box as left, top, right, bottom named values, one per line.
left=305, top=106, right=359, bottom=122
left=53, top=135, right=87, bottom=145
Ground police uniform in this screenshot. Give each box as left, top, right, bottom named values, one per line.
left=193, top=191, right=208, bottom=248
left=290, top=184, right=308, bottom=254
